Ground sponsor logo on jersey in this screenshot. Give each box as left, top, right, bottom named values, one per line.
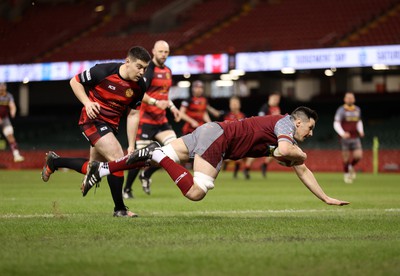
left=108, top=85, right=116, bottom=90
left=125, top=88, right=134, bottom=97
left=85, top=70, right=91, bottom=81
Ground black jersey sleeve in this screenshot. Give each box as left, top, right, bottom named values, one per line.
left=77, top=63, right=121, bottom=87
left=143, top=61, right=155, bottom=90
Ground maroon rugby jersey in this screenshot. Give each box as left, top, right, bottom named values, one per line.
left=139, top=61, right=173, bottom=125
left=334, top=104, right=362, bottom=138
left=181, top=96, right=208, bottom=134
left=0, top=92, right=13, bottom=119
left=75, top=63, right=146, bottom=132
left=217, top=114, right=296, bottom=160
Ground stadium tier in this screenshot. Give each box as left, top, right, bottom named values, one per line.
left=0, top=0, right=399, bottom=63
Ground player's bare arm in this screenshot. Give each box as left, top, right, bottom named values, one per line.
left=142, top=93, right=169, bottom=110
left=277, top=140, right=307, bottom=163
left=170, top=105, right=181, bottom=122
left=179, top=105, right=199, bottom=127
left=206, top=105, right=221, bottom=118
left=203, top=109, right=212, bottom=123
left=9, top=101, right=16, bottom=118
left=126, top=108, right=140, bottom=154
left=70, top=77, right=100, bottom=119
left=293, top=164, right=350, bottom=206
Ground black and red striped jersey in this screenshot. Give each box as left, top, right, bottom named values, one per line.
left=181, top=96, right=208, bottom=134
left=139, top=61, right=173, bottom=125
left=75, top=62, right=146, bottom=131
left=258, top=104, right=281, bottom=116
left=182, top=96, right=208, bottom=123
left=223, top=111, right=246, bottom=122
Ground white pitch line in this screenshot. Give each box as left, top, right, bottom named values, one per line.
left=151, top=208, right=400, bottom=216
left=0, top=208, right=399, bottom=219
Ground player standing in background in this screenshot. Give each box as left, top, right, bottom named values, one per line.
left=82, top=106, right=350, bottom=208
left=334, top=92, right=364, bottom=184
left=122, top=40, right=181, bottom=199
left=0, top=82, right=24, bottom=162
left=41, top=46, right=151, bottom=217
left=243, top=92, right=282, bottom=178
left=180, top=80, right=221, bottom=135
left=258, top=93, right=282, bottom=177
left=222, top=96, right=247, bottom=178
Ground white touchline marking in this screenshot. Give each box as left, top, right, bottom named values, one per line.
left=0, top=209, right=399, bottom=219
left=151, top=208, right=400, bottom=216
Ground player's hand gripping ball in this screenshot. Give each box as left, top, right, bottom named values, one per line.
left=273, top=147, right=302, bottom=167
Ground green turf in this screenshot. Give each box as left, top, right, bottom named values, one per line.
left=1, top=170, right=399, bottom=276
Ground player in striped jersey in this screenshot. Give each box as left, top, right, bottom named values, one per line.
left=221, top=96, right=247, bottom=178
left=123, top=40, right=181, bottom=198
left=41, top=46, right=151, bottom=217
left=180, top=80, right=220, bottom=136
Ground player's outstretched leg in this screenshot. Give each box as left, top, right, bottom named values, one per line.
left=41, top=151, right=60, bottom=182
left=126, top=141, right=161, bottom=164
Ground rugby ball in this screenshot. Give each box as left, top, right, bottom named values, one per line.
left=273, top=147, right=296, bottom=167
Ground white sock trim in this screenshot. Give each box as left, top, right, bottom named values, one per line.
left=98, top=162, right=109, bottom=178
left=152, top=149, right=167, bottom=163
left=162, top=144, right=180, bottom=163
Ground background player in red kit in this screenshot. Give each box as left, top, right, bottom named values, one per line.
left=84, top=106, right=349, bottom=207
left=221, top=96, right=247, bottom=178
left=334, top=92, right=364, bottom=184
left=256, top=92, right=282, bottom=177
left=0, top=82, right=24, bottom=162
left=41, top=46, right=151, bottom=217
left=122, top=40, right=181, bottom=198
left=180, top=80, right=220, bottom=135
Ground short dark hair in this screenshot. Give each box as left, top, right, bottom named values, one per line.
left=291, top=106, right=318, bottom=122
left=127, top=46, right=151, bottom=63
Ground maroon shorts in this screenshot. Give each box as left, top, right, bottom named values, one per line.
left=80, top=121, right=115, bottom=146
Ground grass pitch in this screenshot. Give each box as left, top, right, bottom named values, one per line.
left=0, top=169, right=399, bottom=275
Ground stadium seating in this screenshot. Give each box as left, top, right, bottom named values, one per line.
left=0, top=1, right=102, bottom=64
left=180, top=0, right=398, bottom=54
left=44, top=0, right=244, bottom=62
left=341, top=2, right=400, bottom=47
left=1, top=0, right=399, bottom=64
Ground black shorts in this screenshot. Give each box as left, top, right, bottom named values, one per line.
left=80, top=121, right=116, bottom=146
left=137, top=122, right=172, bottom=140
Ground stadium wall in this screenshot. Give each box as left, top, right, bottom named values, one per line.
left=1, top=149, right=399, bottom=173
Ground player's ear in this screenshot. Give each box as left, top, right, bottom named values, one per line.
left=295, top=118, right=302, bottom=127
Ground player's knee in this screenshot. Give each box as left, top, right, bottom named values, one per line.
left=3, top=125, right=14, bottom=136
left=136, top=140, right=152, bottom=150
left=185, top=187, right=206, bottom=201
left=161, top=134, right=176, bottom=145
left=188, top=172, right=215, bottom=201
